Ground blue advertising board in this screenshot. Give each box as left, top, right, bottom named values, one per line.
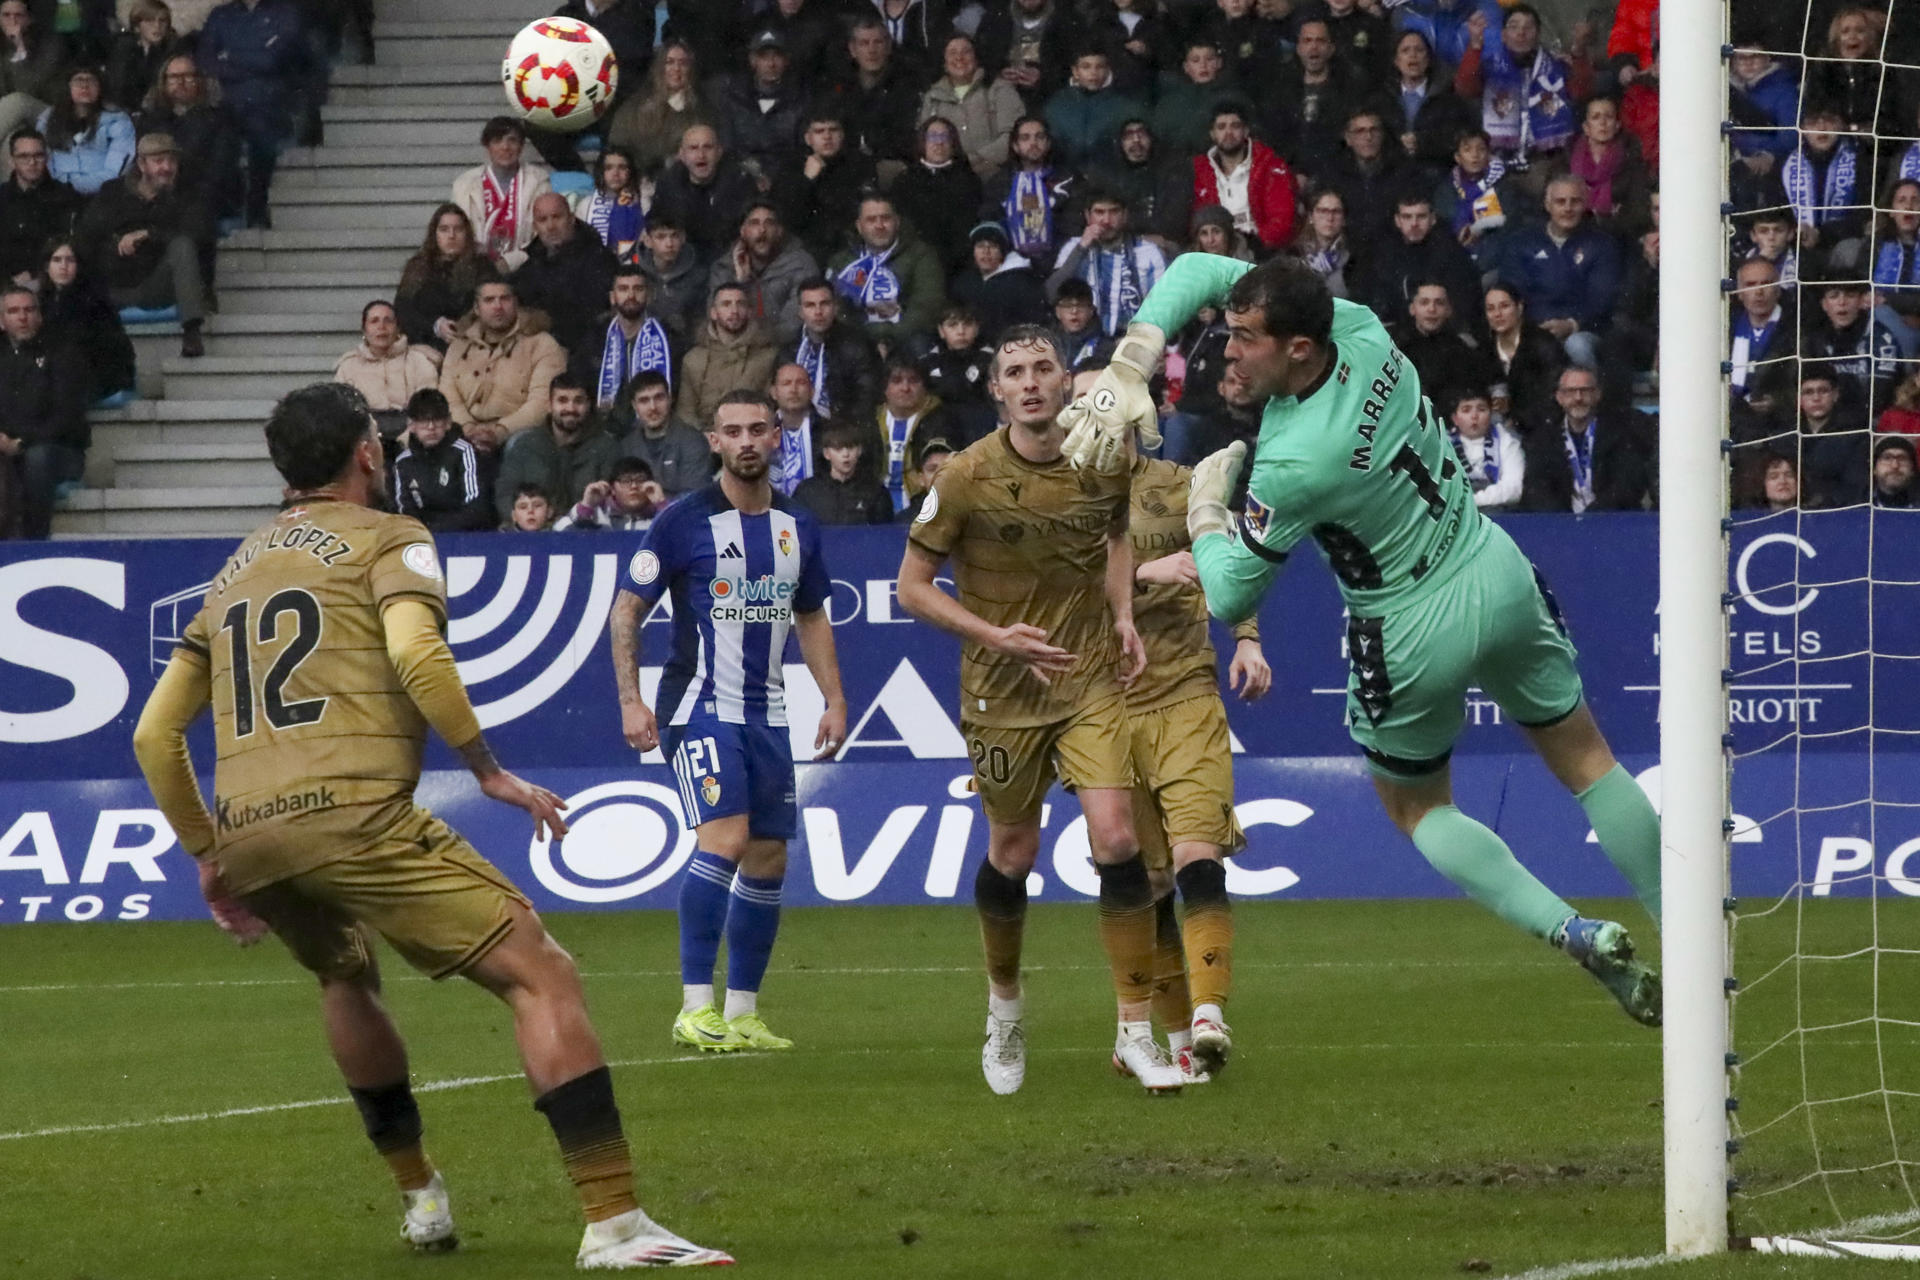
left=1, top=511, right=1913, bottom=925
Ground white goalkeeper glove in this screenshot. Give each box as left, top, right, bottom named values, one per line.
left=1186, top=441, right=1247, bottom=545
left=1060, top=321, right=1166, bottom=473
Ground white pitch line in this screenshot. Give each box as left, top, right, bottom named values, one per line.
left=1496, top=1252, right=1677, bottom=1280
left=0, top=958, right=1561, bottom=995
left=0, top=1053, right=713, bottom=1144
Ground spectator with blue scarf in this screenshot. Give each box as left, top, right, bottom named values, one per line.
left=1871, top=179, right=1920, bottom=291
left=826, top=194, right=946, bottom=352
left=1453, top=5, right=1591, bottom=169
left=1045, top=187, right=1165, bottom=338
left=1729, top=258, right=1792, bottom=403
left=570, top=148, right=644, bottom=265
left=1783, top=101, right=1865, bottom=256
left=979, top=115, right=1080, bottom=268
left=571, top=267, right=676, bottom=411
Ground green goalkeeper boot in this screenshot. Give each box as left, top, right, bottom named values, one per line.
left=1558, top=917, right=1662, bottom=1027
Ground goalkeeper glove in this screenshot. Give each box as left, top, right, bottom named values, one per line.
left=1060, top=321, right=1166, bottom=473
left=1187, top=441, right=1247, bottom=545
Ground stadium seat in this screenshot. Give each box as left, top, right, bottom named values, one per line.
left=550, top=170, right=594, bottom=199
left=91, top=388, right=138, bottom=410
left=118, top=305, right=179, bottom=325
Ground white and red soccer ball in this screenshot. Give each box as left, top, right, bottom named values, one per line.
left=501, top=17, right=618, bottom=133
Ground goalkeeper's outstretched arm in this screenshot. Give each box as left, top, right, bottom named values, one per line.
left=1183, top=441, right=1287, bottom=626
left=1130, top=251, right=1257, bottom=340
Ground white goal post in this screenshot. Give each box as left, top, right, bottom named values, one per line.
left=1659, top=0, right=1735, bottom=1257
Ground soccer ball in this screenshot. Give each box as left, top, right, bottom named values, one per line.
left=501, top=17, right=618, bottom=133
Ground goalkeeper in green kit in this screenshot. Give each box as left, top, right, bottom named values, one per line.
left=1060, top=253, right=1663, bottom=1026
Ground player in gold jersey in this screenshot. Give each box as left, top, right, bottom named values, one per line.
left=131, top=384, right=731, bottom=1269
left=897, top=326, right=1185, bottom=1096
left=1074, top=364, right=1272, bottom=1084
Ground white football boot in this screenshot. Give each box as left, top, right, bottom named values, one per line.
left=577, top=1208, right=734, bottom=1269
left=1112, top=1025, right=1185, bottom=1095
left=1190, top=1007, right=1233, bottom=1078
left=1173, top=1043, right=1212, bottom=1084
left=400, top=1172, right=457, bottom=1252
left=982, top=1011, right=1027, bottom=1095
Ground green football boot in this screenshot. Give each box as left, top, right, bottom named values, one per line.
left=1560, top=917, right=1662, bottom=1027
left=671, top=1003, right=749, bottom=1052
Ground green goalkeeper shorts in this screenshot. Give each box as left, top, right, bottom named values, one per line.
left=1343, top=522, right=1584, bottom=780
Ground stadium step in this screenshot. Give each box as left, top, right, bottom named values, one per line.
left=332, top=62, right=495, bottom=88
left=218, top=270, right=406, bottom=316
left=160, top=355, right=339, bottom=401
left=345, top=36, right=510, bottom=67
left=321, top=120, right=487, bottom=149
left=111, top=443, right=284, bottom=491
left=331, top=83, right=504, bottom=109
left=376, top=0, right=534, bottom=21
left=215, top=246, right=413, bottom=275
left=373, top=20, right=524, bottom=39
left=51, top=484, right=281, bottom=538
left=282, top=144, right=475, bottom=168
left=322, top=101, right=499, bottom=126
left=269, top=184, right=452, bottom=208
left=274, top=164, right=466, bottom=188
left=274, top=201, right=446, bottom=232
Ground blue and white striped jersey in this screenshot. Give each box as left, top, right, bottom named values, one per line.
left=623, top=485, right=831, bottom=728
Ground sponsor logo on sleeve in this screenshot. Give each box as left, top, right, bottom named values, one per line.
left=403, top=543, right=443, bottom=581
left=1242, top=494, right=1273, bottom=542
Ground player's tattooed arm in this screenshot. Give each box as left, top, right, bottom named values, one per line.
left=608, top=589, right=658, bottom=753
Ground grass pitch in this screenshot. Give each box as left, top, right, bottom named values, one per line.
left=0, top=899, right=1907, bottom=1279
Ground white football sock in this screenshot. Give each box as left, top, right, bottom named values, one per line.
left=1168, top=1027, right=1193, bottom=1053
left=988, top=990, right=1023, bottom=1023
left=681, top=983, right=714, bottom=1013
left=723, top=988, right=756, bottom=1020
left=1193, top=1001, right=1224, bottom=1026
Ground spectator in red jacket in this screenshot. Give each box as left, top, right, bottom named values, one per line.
left=1190, top=103, right=1295, bottom=253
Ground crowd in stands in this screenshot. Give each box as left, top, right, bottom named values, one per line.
left=10, top=0, right=1920, bottom=538
left=0, top=0, right=368, bottom=536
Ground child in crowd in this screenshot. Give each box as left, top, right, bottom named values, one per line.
left=920, top=304, right=994, bottom=437
left=1051, top=278, right=1103, bottom=369
left=1447, top=387, right=1525, bottom=510
left=508, top=483, right=555, bottom=531
left=792, top=420, right=896, bottom=525
left=554, top=457, right=666, bottom=531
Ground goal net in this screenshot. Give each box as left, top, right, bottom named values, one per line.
left=1690, top=0, right=1920, bottom=1256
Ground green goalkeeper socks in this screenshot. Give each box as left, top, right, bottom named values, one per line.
left=1411, top=805, right=1578, bottom=941
left=1576, top=764, right=1663, bottom=929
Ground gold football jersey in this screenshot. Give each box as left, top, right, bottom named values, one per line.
left=176, top=499, right=449, bottom=893
left=1127, top=457, right=1257, bottom=711
left=909, top=428, right=1130, bottom=728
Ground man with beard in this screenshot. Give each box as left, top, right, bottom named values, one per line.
left=492, top=374, right=622, bottom=524
left=707, top=201, right=819, bottom=343
left=1092, top=118, right=1190, bottom=255
left=1190, top=104, right=1295, bottom=254
left=572, top=267, right=677, bottom=410
left=607, top=390, right=848, bottom=1053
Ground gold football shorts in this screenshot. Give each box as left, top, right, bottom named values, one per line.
left=240, top=806, right=531, bottom=982
left=1128, top=692, right=1244, bottom=859
left=963, top=690, right=1134, bottom=825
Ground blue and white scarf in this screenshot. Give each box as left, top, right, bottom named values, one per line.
left=595, top=314, right=671, bottom=407
left=883, top=412, right=914, bottom=510
left=1450, top=423, right=1503, bottom=488
left=773, top=416, right=814, bottom=496
left=1783, top=139, right=1859, bottom=229
left=1479, top=42, right=1573, bottom=156
left=1449, top=156, right=1507, bottom=235
left=795, top=332, right=831, bottom=415
left=1077, top=240, right=1152, bottom=337
left=1563, top=418, right=1596, bottom=512
left=835, top=242, right=901, bottom=325
left=1902, top=142, right=1920, bottom=181
left=581, top=189, right=643, bottom=262
left=1875, top=239, right=1920, bottom=288
left=1730, top=306, right=1782, bottom=394
left=1005, top=168, right=1057, bottom=259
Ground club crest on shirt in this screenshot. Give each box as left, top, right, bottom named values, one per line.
left=702, top=776, right=721, bottom=806
left=1242, top=494, right=1273, bottom=541
left=778, top=528, right=794, bottom=557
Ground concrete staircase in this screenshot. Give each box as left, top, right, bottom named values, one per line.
left=55, top=2, right=526, bottom=538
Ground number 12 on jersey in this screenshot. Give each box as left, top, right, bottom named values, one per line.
left=218, top=588, right=329, bottom=737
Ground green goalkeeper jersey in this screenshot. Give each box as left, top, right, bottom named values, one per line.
left=1134, top=254, right=1492, bottom=623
